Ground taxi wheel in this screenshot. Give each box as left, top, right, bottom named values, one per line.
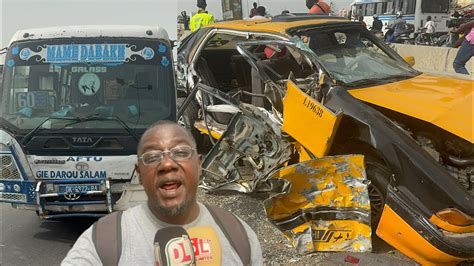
left=332, top=143, right=391, bottom=229
left=364, top=157, right=390, bottom=228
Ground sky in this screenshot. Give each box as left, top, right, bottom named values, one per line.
left=1, top=0, right=178, bottom=49
left=1, top=0, right=353, bottom=50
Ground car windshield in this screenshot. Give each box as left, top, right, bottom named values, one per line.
left=0, top=38, right=176, bottom=131
left=294, top=26, right=417, bottom=85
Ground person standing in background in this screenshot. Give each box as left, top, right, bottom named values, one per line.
left=371, top=14, right=383, bottom=32
left=306, top=0, right=331, bottom=14
left=249, top=2, right=258, bottom=18
left=387, top=11, right=407, bottom=43
left=424, top=16, right=436, bottom=34
left=453, top=20, right=474, bottom=75
left=250, top=6, right=267, bottom=20
left=190, top=0, right=215, bottom=32
left=358, top=15, right=367, bottom=27
left=181, top=11, right=190, bottom=31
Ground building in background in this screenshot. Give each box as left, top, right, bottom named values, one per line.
left=222, top=0, right=243, bottom=20
left=339, top=8, right=349, bottom=17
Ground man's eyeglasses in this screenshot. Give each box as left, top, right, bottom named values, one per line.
left=138, top=146, right=196, bottom=166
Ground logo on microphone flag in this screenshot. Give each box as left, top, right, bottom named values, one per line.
left=191, top=237, right=213, bottom=261
left=163, top=235, right=195, bottom=265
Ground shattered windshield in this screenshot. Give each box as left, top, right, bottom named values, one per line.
left=0, top=38, right=175, bottom=131
left=294, top=27, right=417, bottom=85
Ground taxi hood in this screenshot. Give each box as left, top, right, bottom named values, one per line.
left=349, top=74, right=473, bottom=143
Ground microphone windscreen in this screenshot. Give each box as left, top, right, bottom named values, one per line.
left=187, top=226, right=222, bottom=265
left=154, top=226, right=196, bottom=266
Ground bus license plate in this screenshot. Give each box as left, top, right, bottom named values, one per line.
left=58, top=184, right=101, bottom=194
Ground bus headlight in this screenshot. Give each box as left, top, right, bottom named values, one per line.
left=0, top=154, right=22, bottom=180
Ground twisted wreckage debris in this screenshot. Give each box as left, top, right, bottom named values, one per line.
left=179, top=81, right=372, bottom=253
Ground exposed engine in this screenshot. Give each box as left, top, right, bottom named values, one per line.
left=408, top=129, right=473, bottom=195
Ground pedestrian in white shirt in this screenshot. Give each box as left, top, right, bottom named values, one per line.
left=424, top=16, right=436, bottom=34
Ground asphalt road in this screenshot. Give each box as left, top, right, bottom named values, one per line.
left=0, top=204, right=95, bottom=266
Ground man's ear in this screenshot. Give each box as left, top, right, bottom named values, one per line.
left=135, top=163, right=142, bottom=184
left=198, top=154, right=203, bottom=176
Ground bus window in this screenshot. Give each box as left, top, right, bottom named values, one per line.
left=376, top=3, right=386, bottom=15
left=402, top=0, right=415, bottom=15
left=365, top=3, right=375, bottom=16
left=422, top=0, right=449, bottom=13
left=385, top=2, right=394, bottom=14
left=357, top=5, right=365, bottom=18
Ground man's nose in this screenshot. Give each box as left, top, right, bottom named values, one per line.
left=157, top=153, right=179, bottom=171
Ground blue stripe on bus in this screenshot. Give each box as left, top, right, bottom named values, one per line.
left=377, top=15, right=415, bottom=19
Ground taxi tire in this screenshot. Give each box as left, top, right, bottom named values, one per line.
left=332, top=143, right=391, bottom=228
left=364, top=156, right=390, bottom=228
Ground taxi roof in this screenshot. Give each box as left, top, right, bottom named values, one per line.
left=206, top=14, right=352, bottom=35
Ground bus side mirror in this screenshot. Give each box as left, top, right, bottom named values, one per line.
left=403, top=55, right=415, bottom=66
left=171, top=40, right=180, bottom=48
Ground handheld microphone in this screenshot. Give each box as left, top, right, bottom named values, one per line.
left=187, top=226, right=222, bottom=266
left=154, top=226, right=196, bottom=266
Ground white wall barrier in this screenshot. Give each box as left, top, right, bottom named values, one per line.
left=392, top=44, right=473, bottom=79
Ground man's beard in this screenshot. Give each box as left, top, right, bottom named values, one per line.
left=155, top=197, right=191, bottom=216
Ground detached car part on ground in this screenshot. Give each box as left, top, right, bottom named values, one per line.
left=177, top=16, right=473, bottom=265
left=178, top=81, right=373, bottom=253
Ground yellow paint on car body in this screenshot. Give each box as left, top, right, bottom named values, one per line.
left=350, top=74, right=474, bottom=143
left=377, top=205, right=472, bottom=265
left=264, top=155, right=371, bottom=253
left=282, top=80, right=342, bottom=157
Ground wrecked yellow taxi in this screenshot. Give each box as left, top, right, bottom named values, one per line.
left=176, top=14, right=473, bottom=265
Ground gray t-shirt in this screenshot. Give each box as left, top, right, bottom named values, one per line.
left=62, top=202, right=263, bottom=265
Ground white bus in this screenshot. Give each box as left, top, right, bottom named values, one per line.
left=351, top=0, right=451, bottom=33
left=0, top=25, right=177, bottom=219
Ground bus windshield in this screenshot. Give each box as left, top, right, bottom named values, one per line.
left=421, top=0, right=449, bottom=13
left=0, top=38, right=176, bottom=131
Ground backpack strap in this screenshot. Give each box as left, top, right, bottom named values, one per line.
left=315, top=3, right=328, bottom=13
left=92, top=211, right=124, bottom=266
left=204, top=203, right=251, bottom=266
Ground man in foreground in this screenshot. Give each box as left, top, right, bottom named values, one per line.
left=62, top=121, right=262, bottom=265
